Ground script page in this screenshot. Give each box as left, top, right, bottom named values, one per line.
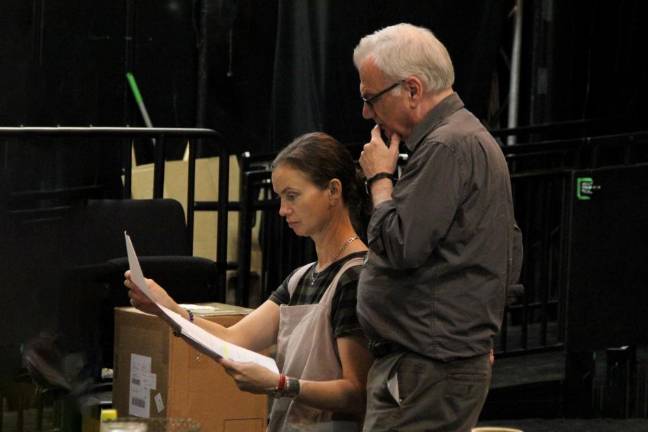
left=124, top=232, right=279, bottom=373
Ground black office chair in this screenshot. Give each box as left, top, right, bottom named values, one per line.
left=58, top=198, right=223, bottom=376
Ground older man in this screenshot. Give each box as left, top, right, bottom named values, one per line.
left=356, top=23, right=522, bottom=431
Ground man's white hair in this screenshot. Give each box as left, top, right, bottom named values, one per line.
left=353, top=23, right=455, bottom=92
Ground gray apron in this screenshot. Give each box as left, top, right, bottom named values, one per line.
left=268, top=257, right=364, bottom=432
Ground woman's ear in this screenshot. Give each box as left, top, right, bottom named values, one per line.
left=328, top=179, right=342, bottom=204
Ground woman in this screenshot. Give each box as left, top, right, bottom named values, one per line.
left=125, top=132, right=373, bottom=431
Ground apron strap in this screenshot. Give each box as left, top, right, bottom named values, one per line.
left=287, top=257, right=364, bottom=301
left=287, top=262, right=314, bottom=297
left=319, top=257, right=365, bottom=305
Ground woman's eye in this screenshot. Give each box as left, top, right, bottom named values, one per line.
left=286, top=193, right=298, bottom=201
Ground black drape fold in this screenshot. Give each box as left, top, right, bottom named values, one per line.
left=270, top=1, right=506, bottom=150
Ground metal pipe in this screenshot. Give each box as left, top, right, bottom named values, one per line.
left=216, top=144, right=230, bottom=298
left=507, top=0, right=523, bottom=145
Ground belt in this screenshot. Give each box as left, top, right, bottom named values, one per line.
left=368, top=340, right=406, bottom=358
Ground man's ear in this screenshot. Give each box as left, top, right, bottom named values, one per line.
left=405, top=77, right=424, bottom=105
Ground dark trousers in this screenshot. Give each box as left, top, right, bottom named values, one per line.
left=363, top=352, right=491, bottom=432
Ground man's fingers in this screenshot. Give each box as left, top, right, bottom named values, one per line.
left=389, top=133, right=401, bottom=148
left=389, top=133, right=401, bottom=158
left=370, top=124, right=381, bottom=140
left=389, top=133, right=401, bottom=149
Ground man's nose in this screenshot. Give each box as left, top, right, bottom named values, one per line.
left=362, top=102, right=374, bottom=120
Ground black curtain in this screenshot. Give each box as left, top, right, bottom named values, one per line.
left=520, top=0, right=648, bottom=132
left=270, top=0, right=507, bottom=151
left=198, top=0, right=279, bottom=156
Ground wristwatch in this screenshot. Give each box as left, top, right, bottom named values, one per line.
left=283, top=377, right=300, bottom=399
left=365, top=172, right=394, bottom=194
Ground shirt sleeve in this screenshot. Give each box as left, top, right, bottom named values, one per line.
left=268, top=271, right=294, bottom=305
left=367, top=139, right=466, bottom=268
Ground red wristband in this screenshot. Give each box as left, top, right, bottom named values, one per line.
left=277, top=374, right=287, bottom=392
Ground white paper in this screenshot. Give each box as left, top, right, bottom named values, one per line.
left=182, top=304, right=222, bottom=312
left=124, top=232, right=279, bottom=374
left=160, top=304, right=279, bottom=373
left=125, top=233, right=156, bottom=301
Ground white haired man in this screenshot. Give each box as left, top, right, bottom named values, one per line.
left=355, top=23, right=522, bottom=431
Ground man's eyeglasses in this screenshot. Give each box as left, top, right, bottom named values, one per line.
left=361, top=80, right=404, bottom=107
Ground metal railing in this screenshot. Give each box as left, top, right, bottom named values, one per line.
left=3, top=126, right=648, bottom=356
left=496, top=130, right=648, bottom=355
left=232, top=129, right=648, bottom=355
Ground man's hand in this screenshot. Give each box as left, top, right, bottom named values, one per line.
left=359, top=125, right=401, bottom=179
left=219, top=358, right=279, bottom=395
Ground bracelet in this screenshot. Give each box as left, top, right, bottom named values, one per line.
left=365, top=172, right=393, bottom=194
left=271, top=374, right=299, bottom=399
left=277, top=374, right=287, bottom=393
left=173, top=309, right=194, bottom=336
left=269, top=374, right=286, bottom=398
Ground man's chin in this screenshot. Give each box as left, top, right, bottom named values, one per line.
left=379, top=125, right=395, bottom=140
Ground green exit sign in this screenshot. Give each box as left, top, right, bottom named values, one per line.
left=576, top=177, right=601, bottom=200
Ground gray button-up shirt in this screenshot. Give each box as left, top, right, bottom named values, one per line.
left=357, top=93, right=518, bottom=361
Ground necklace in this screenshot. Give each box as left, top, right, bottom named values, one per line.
left=310, top=235, right=359, bottom=285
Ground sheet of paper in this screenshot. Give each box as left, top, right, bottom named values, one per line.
left=124, top=232, right=279, bottom=373
left=159, top=304, right=279, bottom=373
left=125, top=232, right=155, bottom=301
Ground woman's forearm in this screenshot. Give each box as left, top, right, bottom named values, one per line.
left=180, top=300, right=280, bottom=352
left=294, top=378, right=366, bottom=415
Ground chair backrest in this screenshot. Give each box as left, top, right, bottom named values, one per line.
left=66, top=198, right=190, bottom=265
left=57, top=198, right=203, bottom=375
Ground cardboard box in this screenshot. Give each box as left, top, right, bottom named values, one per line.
left=113, top=303, right=268, bottom=432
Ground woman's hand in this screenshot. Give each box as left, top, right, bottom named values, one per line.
left=123, top=270, right=180, bottom=316
left=219, top=358, right=279, bottom=395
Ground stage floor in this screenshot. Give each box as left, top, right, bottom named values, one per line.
left=477, top=418, right=648, bottom=431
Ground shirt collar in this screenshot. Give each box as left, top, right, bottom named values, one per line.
left=404, top=92, right=465, bottom=152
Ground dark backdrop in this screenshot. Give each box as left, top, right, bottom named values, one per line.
left=0, top=0, right=509, bottom=154
left=3, top=1, right=648, bottom=153
left=519, top=0, right=648, bottom=132
left=269, top=0, right=506, bottom=150
left=2, top=0, right=648, bottom=387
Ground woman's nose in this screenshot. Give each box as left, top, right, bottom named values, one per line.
left=279, top=201, right=290, bottom=216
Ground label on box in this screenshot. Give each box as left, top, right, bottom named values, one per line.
left=154, top=393, right=165, bottom=413
left=129, top=353, right=157, bottom=418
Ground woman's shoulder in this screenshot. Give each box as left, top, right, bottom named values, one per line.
left=335, top=251, right=367, bottom=284
left=269, top=262, right=315, bottom=304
